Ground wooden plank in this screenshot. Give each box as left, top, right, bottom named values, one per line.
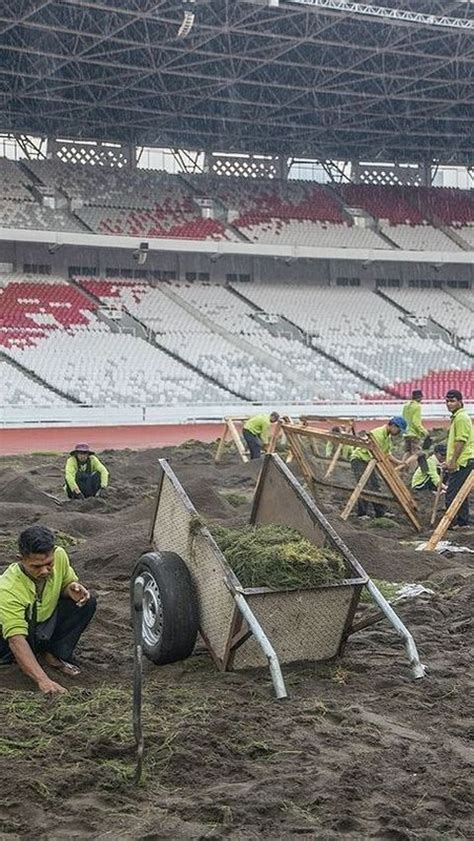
left=340, top=460, right=376, bottom=520
left=324, top=443, right=342, bottom=479
left=426, top=471, right=474, bottom=550
left=227, top=417, right=249, bottom=463
left=372, top=450, right=421, bottom=532
left=285, top=428, right=316, bottom=488
left=430, top=470, right=446, bottom=527
left=281, top=422, right=361, bottom=450
left=316, top=477, right=393, bottom=503
left=214, top=421, right=230, bottom=464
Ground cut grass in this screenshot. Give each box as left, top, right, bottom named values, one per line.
left=360, top=579, right=402, bottom=604
left=1, top=682, right=212, bottom=790
left=55, top=530, right=84, bottom=548
left=221, top=491, right=249, bottom=508
left=211, top=523, right=346, bottom=589
left=367, top=517, right=396, bottom=529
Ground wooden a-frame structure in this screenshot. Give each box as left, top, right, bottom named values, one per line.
left=426, top=471, right=474, bottom=550
left=215, top=416, right=250, bottom=463
left=281, top=422, right=421, bottom=531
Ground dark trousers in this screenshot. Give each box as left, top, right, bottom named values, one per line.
left=351, top=458, right=386, bottom=518
left=67, top=471, right=101, bottom=498
left=445, top=459, right=473, bottom=527
left=0, top=596, right=97, bottom=665
left=243, top=428, right=262, bottom=460
left=413, top=478, right=437, bottom=492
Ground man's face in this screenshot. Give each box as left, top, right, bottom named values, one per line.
left=20, top=551, right=55, bottom=580
left=388, top=423, right=401, bottom=437
left=446, top=397, right=461, bottom=414
left=76, top=452, right=89, bottom=464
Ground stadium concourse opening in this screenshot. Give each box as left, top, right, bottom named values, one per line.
left=0, top=0, right=473, bottom=837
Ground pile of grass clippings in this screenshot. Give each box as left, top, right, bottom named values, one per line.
left=211, top=523, right=346, bottom=590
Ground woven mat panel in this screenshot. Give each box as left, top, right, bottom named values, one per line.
left=232, top=585, right=354, bottom=669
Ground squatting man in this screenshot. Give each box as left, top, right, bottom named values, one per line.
left=0, top=525, right=96, bottom=694
left=65, top=443, right=109, bottom=499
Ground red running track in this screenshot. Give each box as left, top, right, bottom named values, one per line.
left=0, top=423, right=221, bottom=456
left=0, top=418, right=448, bottom=457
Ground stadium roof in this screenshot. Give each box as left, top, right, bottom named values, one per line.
left=0, top=0, right=473, bottom=165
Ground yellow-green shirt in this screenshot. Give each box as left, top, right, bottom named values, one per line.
left=402, top=400, right=427, bottom=439
left=243, top=414, right=272, bottom=443
left=325, top=441, right=353, bottom=460
left=65, top=454, right=109, bottom=493
left=351, top=426, right=392, bottom=463
left=411, top=454, right=441, bottom=489
left=0, top=547, right=78, bottom=640
left=447, top=408, right=474, bottom=469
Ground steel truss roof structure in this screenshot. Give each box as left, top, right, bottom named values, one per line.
left=0, top=0, right=473, bottom=164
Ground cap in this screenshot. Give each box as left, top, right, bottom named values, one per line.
left=412, top=389, right=423, bottom=399
left=70, top=443, right=95, bottom=456
left=445, top=389, right=463, bottom=401
left=389, top=416, right=407, bottom=432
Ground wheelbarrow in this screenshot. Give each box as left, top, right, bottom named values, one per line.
left=131, top=454, right=425, bottom=698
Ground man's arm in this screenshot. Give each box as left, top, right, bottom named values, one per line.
left=65, top=456, right=80, bottom=494
left=447, top=440, right=466, bottom=472
left=8, top=635, right=66, bottom=694
left=413, top=404, right=427, bottom=439
left=92, top=456, right=109, bottom=488
left=428, top=458, right=441, bottom=488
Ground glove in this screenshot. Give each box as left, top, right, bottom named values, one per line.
left=421, top=435, right=433, bottom=451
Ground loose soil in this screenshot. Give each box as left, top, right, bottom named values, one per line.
left=0, top=444, right=472, bottom=840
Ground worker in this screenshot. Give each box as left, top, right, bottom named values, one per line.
left=411, top=444, right=446, bottom=492
left=0, top=525, right=96, bottom=694
left=325, top=426, right=353, bottom=461
left=65, top=443, right=109, bottom=499
left=444, top=390, right=474, bottom=528
left=350, top=416, right=406, bottom=518
left=242, top=412, right=280, bottom=460
left=402, top=390, right=432, bottom=466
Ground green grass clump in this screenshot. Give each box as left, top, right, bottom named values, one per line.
left=221, top=491, right=248, bottom=508
left=360, top=579, right=401, bottom=603
left=211, top=524, right=346, bottom=590
left=367, top=517, right=396, bottom=529
left=55, top=531, right=83, bottom=548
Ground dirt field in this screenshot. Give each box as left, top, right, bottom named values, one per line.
left=0, top=443, right=472, bottom=840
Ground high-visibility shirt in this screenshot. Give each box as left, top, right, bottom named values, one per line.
left=0, top=547, right=78, bottom=640
left=243, top=414, right=272, bottom=443
left=65, top=454, right=109, bottom=494
left=447, top=408, right=474, bottom=468
left=351, top=426, right=391, bottom=463
left=411, top=455, right=441, bottom=489
left=325, top=441, right=353, bottom=460
left=402, top=400, right=427, bottom=439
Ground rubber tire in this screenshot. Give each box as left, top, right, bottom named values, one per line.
left=131, top=551, right=199, bottom=665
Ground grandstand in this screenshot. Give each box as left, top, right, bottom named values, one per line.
left=0, top=0, right=473, bottom=422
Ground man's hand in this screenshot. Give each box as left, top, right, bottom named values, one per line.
left=96, top=487, right=107, bottom=498
left=38, top=677, right=68, bottom=695
left=65, top=582, right=90, bottom=606
left=446, top=460, right=457, bottom=473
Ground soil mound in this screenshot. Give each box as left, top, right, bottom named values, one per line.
left=0, top=444, right=472, bottom=840
left=0, top=467, right=59, bottom=508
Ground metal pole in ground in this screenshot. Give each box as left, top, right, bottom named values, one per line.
left=132, top=575, right=145, bottom=784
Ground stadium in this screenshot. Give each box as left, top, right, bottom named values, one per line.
left=0, top=1, right=473, bottom=838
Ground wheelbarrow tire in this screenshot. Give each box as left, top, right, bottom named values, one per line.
left=131, top=551, right=199, bottom=665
